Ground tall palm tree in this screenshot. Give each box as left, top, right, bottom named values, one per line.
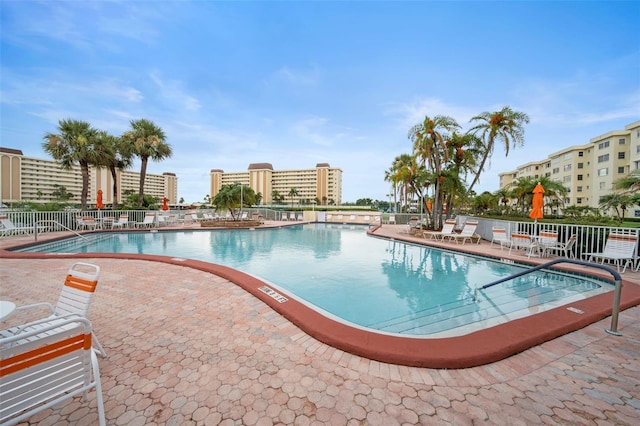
left=408, top=115, right=460, bottom=229
left=288, top=187, right=299, bottom=208
left=94, top=131, right=133, bottom=207
left=122, top=119, right=172, bottom=208
left=43, top=119, right=102, bottom=211
left=467, top=106, right=530, bottom=196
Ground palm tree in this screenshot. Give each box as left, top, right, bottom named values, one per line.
left=599, top=193, right=628, bottom=222
left=288, top=187, right=299, bottom=208
left=467, top=106, right=530, bottom=196
left=95, top=131, right=133, bottom=207
left=43, top=119, right=102, bottom=211
left=122, top=119, right=172, bottom=208
left=408, top=115, right=460, bottom=229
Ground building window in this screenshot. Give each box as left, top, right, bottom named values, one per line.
left=619, top=138, right=626, bottom=145
left=563, top=164, right=572, bottom=171
left=577, top=186, right=582, bottom=192
left=598, top=141, right=610, bottom=149
left=618, top=152, right=625, bottom=159
left=552, top=167, right=559, bottom=174
left=577, top=174, right=583, bottom=181
left=597, top=168, right=608, bottom=176
left=577, top=163, right=584, bottom=169
left=600, top=182, right=606, bottom=189
left=597, top=154, right=609, bottom=163
left=563, top=153, right=571, bottom=160
left=618, top=167, right=625, bottom=174
left=577, top=198, right=583, bottom=204
left=563, top=175, right=571, bottom=183
left=635, top=210, right=640, bottom=218
left=578, top=151, right=584, bottom=157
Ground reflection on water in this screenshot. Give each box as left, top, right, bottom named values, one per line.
left=15, top=224, right=607, bottom=336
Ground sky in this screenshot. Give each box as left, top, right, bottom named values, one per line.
left=1, top=0, right=639, bottom=204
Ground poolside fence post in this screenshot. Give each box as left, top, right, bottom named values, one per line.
left=605, top=278, right=623, bottom=336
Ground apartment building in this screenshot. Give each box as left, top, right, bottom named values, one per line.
left=499, top=119, right=640, bottom=217
left=210, top=162, right=343, bottom=205
left=0, top=148, right=178, bottom=206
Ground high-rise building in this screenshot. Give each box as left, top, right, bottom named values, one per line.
left=210, top=162, right=343, bottom=205
left=0, top=148, right=178, bottom=206
left=499, top=120, right=640, bottom=217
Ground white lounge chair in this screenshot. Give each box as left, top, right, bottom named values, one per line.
left=111, top=214, right=129, bottom=229
left=584, top=233, right=638, bottom=273
left=0, top=315, right=106, bottom=426
left=447, top=220, right=480, bottom=245
left=544, top=234, right=577, bottom=259
left=136, top=212, right=157, bottom=228
left=388, top=215, right=396, bottom=224
left=425, top=219, right=457, bottom=241
left=0, top=215, right=33, bottom=236
left=490, top=226, right=510, bottom=250
left=536, top=230, right=559, bottom=256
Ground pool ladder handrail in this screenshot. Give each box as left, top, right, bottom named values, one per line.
left=34, top=219, right=90, bottom=241
left=473, top=258, right=624, bottom=336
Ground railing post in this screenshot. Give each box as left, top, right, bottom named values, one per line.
left=605, top=278, right=623, bottom=336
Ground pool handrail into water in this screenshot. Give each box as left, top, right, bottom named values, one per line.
left=474, top=258, right=623, bottom=335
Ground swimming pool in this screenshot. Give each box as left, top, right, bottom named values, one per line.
left=16, top=224, right=611, bottom=336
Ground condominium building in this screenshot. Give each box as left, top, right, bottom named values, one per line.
left=0, top=147, right=178, bottom=206
left=210, top=162, right=343, bottom=205
left=499, top=119, right=640, bottom=217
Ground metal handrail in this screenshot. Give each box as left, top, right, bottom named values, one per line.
left=473, top=258, right=624, bottom=336
left=35, top=220, right=89, bottom=241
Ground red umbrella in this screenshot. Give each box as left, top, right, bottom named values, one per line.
left=528, top=182, right=544, bottom=220
left=162, top=197, right=169, bottom=211
left=96, top=189, right=104, bottom=209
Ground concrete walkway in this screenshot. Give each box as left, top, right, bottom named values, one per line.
left=1, top=224, right=639, bottom=425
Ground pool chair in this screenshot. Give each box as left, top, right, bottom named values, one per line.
left=0, top=315, right=106, bottom=426
left=1, top=262, right=106, bottom=358
left=490, top=226, right=510, bottom=250
left=388, top=215, right=396, bottom=224
left=425, top=219, right=456, bottom=241
left=111, top=214, right=130, bottom=229
left=536, top=230, right=559, bottom=257
left=136, top=212, right=157, bottom=228
left=508, top=233, right=539, bottom=257
left=0, top=215, right=33, bottom=236
left=583, top=233, right=638, bottom=273
left=446, top=220, right=480, bottom=245
left=544, top=234, right=577, bottom=259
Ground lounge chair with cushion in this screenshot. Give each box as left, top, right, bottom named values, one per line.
left=536, top=230, right=559, bottom=256
left=136, top=212, right=157, bottom=228
left=1, top=262, right=106, bottom=358
left=111, top=214, right=130, bottom=229
left=0, top=315, right=106, bottom=426
left=583, top=233, right=638, bottom=273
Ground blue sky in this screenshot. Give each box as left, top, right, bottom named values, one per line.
left=1, top=1, right=639, bottom=204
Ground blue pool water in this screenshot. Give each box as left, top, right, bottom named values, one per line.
left=17, top=224, right=610, bottom=336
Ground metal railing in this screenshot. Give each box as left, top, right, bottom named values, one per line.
left=473, top=258, right=624, bottom=336
left=34, top=220, right=88, bottom=241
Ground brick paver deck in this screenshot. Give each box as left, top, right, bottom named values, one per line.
left=1, top=223, right=639, bottom=425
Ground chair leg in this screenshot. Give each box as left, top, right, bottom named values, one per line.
left=92, top=334, right=107, bottom=358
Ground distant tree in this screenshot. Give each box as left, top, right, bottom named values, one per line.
left=51, top=184, right=74, bottom=201
left=179, top=197, right=185, bottom=204
left=122, top=119, right=173, bottom=208
left=94, top=131, right=133, bottom=207
left=599, top=193, right=629, bottom=222
left=288, top=187, right=299, bottom=207
left=213, top=183, right=256, bottom=220
left=355, top=198, right=373, bottom=206
left=43, top=119, right=103, bottom=211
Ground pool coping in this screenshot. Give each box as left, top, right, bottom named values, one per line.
left=2, top=226, right=640, bottom=369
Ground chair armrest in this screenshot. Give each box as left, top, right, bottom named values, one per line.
left=15, top=301, right=55, bottom=314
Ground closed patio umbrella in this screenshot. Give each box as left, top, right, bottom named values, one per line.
left=96, top=189, right=104, bottom=209
left=162, top=197, right=169, bottom=211
left=528, top=182, right=544, bottom=220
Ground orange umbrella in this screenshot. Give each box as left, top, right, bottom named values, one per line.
left=528, top=182, right=544, bottom=220
left=96, top=189, right=104, bottom=209
left=162, top=197, right=169, bottom=211
left=426, top=199, right=432, bottom=213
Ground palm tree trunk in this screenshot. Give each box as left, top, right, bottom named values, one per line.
left=466, top=138, right=494, bottom=197
left=138, top=157, right=148, bottom=208
left=109, top=166, right=118, bottom=207
left=80, top=161, right=90, bottom=212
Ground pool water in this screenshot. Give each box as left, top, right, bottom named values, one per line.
left=17, top=224, right=610, bottom=336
